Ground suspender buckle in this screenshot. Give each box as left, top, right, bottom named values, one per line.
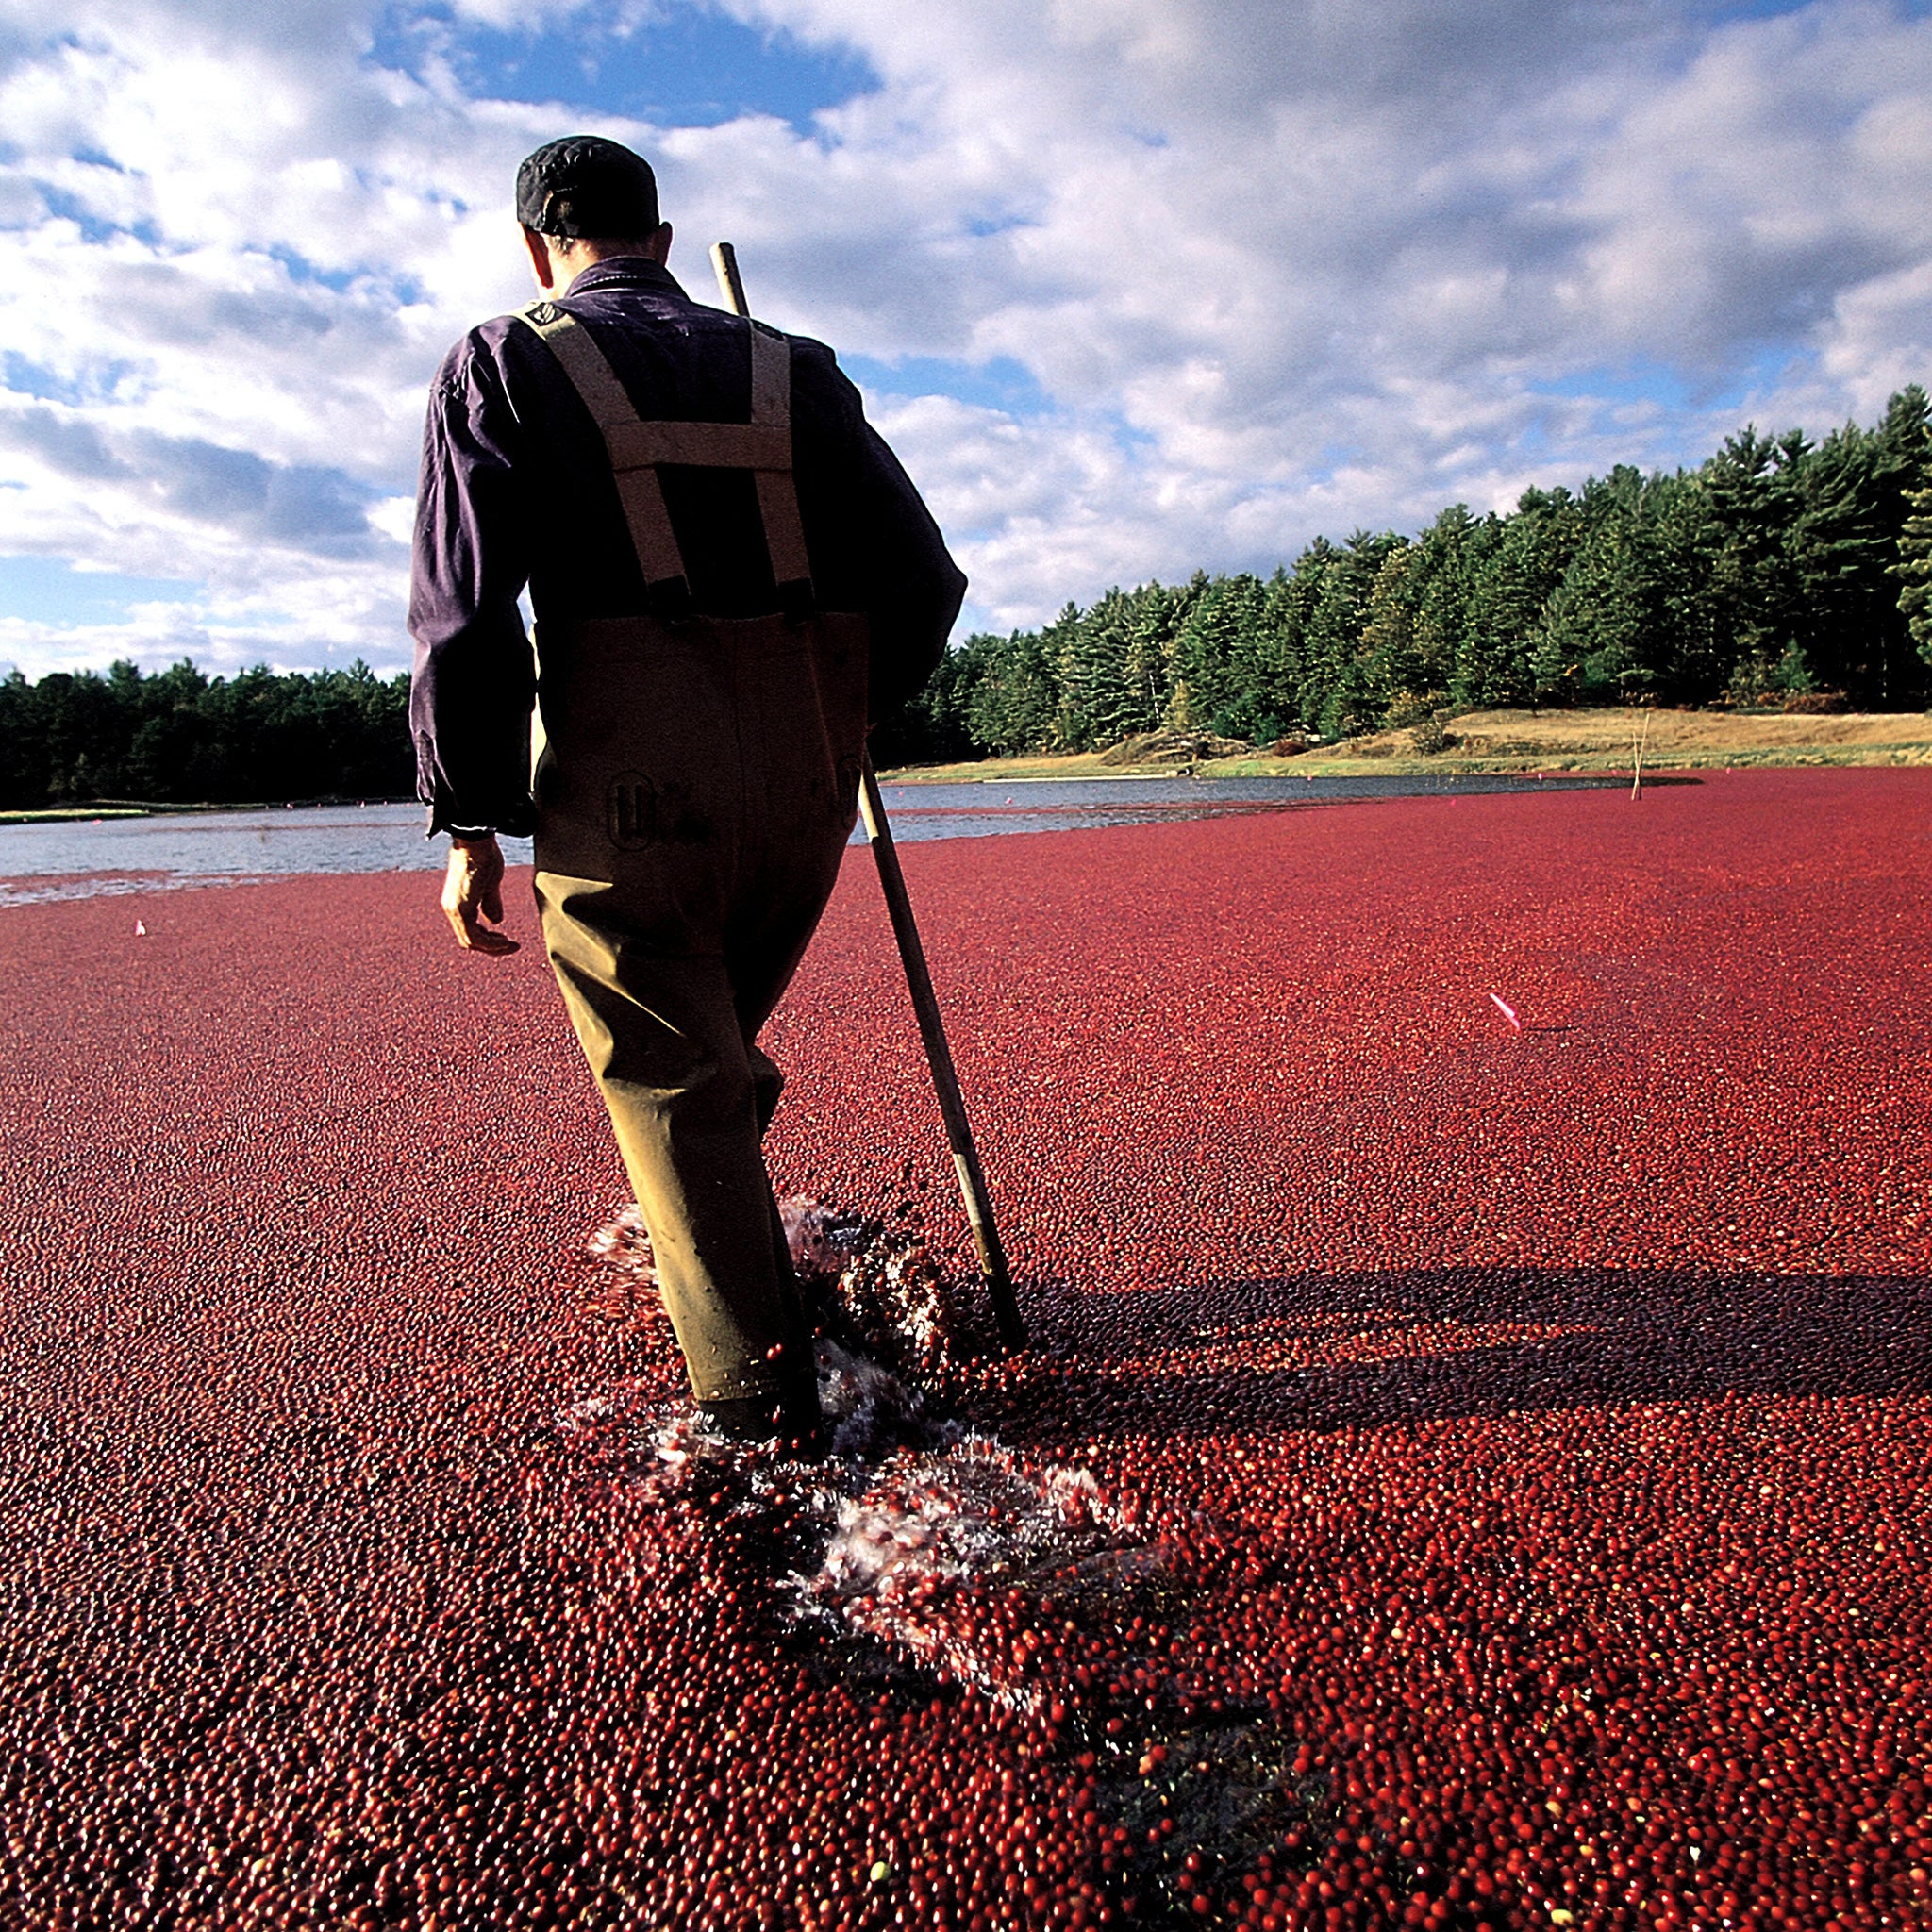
left=645, top=575, right=694, bottom=624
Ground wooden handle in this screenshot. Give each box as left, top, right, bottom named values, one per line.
left=710, top=242, right=749, bottom=318
left=857, top=755, right=1027, bottom=1350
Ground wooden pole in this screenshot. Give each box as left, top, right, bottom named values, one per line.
left=709, top=241, right=749, bottom=325
left=856, top=762, right=1026, bottom=1349
left=710, top=239, right=1027, bottom=1352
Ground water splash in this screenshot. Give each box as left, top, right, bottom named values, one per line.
left=778, top=1195, right=853, bottom=1279
left=585, top=1203, right=655, bottom=1278
left=791, top=1435, right=1144, bottom=1707
left=585, top=1194, right=993, bottom=1374
left=565, top=1199, right=1158, bottom=1708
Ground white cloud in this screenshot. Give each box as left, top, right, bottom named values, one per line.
left=0, top=562, right=410, bottom=678
left=1, top=0, right=1929, bottom=675
left=718, top=0, right=1932, bottom=617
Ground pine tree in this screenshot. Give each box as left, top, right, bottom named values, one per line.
left=1302, top=532, right=1403, bottom=736
left=1874, top=386, right=1932, bottom=700
left=1056, top=589, right=1158, bottom=750
left=1218, top=573, right=1297, bottom=741
left=1121, top=584, right=1180, bottom=735
left=1790, top=416, right=1917, bottom=706
left=1529, top=469, right=1660, bottom=704
left=965, top=628, right=1059, bottom=755
left=1278, top=540, right=1337, bottom=730
left=1702, top=426, right=1810, bottom=701
left=1048, top=600, right=1103, bottom=751
left=1894, top=478, right=1932, bottom=674
left=1241, top=566, right=1310, bottom=739
left=35, top=391, right=1932, bottom=809
left=1167, top=573, right=1264, bottom=735
left=1458, top=488, right=1581, bottom=708
left=870, top=633, right=1004, bottom=766
left=0, top=658, right=416, bottom=811
left=1357, top=543, right=1424, bottom=715
left=1646, top=469, right=1728, bottom=703
left=1411, top=506, right=1488, bottom=704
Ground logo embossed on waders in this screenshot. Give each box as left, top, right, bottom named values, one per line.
left=526, top=300, right=563, bottom=327
left=608, top=773, right=657, bottom=848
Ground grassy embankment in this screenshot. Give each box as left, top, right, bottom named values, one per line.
left=8, top=711, right=1926, bottom=819
left=880, top=706, right=1932, bottom=783
left=0, top=807, right=151, bottom=825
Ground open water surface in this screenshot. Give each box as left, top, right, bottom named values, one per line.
left=0, top=773, right=1630, bottom=907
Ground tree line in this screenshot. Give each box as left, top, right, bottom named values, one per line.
left=0, top=658, right=413, bottom=810
left=6, top=386, right=1930, bottom=807
left=874, top=385, right=1932, bottom=766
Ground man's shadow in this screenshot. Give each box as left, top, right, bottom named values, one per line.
left=1002, top=1265, right=1932, bottom=1444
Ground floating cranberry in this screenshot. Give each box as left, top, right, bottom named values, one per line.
left=1, top=768, right=1925, bottom=1929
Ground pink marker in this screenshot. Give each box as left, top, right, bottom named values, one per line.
left=134, top=920, right=147, bottom=937
left=1489, top=991, right=1521, bottom=1030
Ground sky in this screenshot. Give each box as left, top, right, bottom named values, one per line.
left=1, top=0, right=1929, bottom=678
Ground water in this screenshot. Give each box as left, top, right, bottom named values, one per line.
left=572, top=1196, right=1153, bottom=1712
left=877, top=772, right=1624, bottom=840
left=0, top=773, right=1627, bottom=907
left=0, top=804, right=469, bottom=906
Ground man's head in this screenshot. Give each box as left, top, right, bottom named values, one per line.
left=515, top=136, right=671, bottom=292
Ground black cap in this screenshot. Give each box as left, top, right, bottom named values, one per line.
left=516, top=136, right=660, bottom=240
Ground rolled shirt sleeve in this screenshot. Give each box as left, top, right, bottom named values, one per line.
left=408, top=337, right=540, bottom=839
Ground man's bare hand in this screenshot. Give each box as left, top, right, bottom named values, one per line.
left=441, top=835, right=521, bottom=955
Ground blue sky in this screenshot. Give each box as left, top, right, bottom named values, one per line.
left=1, top=0, right=1929, bottom=676
left=370, top=3, right=880, bottom=129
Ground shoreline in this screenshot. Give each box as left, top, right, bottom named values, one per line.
left=0, top=795, right=416, bottom=825
left=878, top=702, right=1932, bottom=783
left=11, top=707, right=1927, bottom=816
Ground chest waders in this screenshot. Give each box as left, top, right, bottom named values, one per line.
left=518, top=299, right=869, bottom=1409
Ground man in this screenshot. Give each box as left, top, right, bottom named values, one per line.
left=408, top=136, right=965, bottom=1452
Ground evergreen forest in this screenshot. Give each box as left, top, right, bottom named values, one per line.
left=4, top=386, right=1932, bottom=808
left=0, top=658, right=412, bottom=811
left=873, top=385, right=1932, bottom=766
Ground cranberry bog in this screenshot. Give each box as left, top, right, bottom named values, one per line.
left=3, top=768, right=1928, bottom=1932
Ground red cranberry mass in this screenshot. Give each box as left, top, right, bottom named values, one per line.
left=0, top=767, right=1925, bottom=1932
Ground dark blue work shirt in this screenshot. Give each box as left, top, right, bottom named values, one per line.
left=408, top=256, right=966, bottom=837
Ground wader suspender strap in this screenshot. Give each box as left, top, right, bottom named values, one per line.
left=516, top=302, right=815, bottom=619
